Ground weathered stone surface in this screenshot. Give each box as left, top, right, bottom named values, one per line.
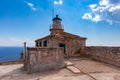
left=34, top=15, right=86, bottom=57
left=1, top=58, right=120, bottom=80
left=24, top=48, right=66, bottom=73
left=67, top=66, right=81, bottom=74
left=86, top=46, right=120, bottom=67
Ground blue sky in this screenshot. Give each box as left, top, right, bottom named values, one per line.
left=0, top=0, right=120, bottom=46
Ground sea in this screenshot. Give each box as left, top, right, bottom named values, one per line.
left=0, top=47, right=24, bottom=62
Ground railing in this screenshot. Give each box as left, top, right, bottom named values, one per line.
left=49, top=24, right=64, bottom=29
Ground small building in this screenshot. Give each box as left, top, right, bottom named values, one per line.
left=35, top=15, right=87, bottom=57
left=24, top=15, right=87, bottom=73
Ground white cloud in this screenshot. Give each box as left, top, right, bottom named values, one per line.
left=54, top=0, right=63, bottom=5
left=99, top=0, right=109, bottom=6
left=24, top=1, right=36, bottom=11
left=106, top=19, right=113, bottom=25
left=0, top=38, right=23, bottom=46
left=82, top=0, right=120, bottom=24
left=109, top=5, right=120, bottom=12
left=89, top=4, right=97, bottom=9
left=27, top=2, right=33, bottom=7
left=92, top=14, right=101, bottom=22
left=0, top=38, right=34, bottom=47
left=82, top=13, right=92, bottom=20
left=82, top=13, right=101, bottom=22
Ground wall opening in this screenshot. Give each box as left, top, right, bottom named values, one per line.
left=43, top=40, right=47, bottom=47
left=39, top=42, right=42, bottom=47
left=36, top=42, right=39, bottom=47
left=59, top=43, right=66, bottom=54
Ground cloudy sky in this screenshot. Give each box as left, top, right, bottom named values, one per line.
left=0, top=0, right=120, bottom=46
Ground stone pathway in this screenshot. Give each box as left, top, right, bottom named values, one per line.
left=89, top=73, right=120, bottom=80
left=65, top=60, right=81, bottom=74
left=36, top=75, right=93, bottom=80
left=65, top=61, right=74, bottom=66
left=66, top=66, right=81, bottom=74
left=0, top=58, right=120, bottom=80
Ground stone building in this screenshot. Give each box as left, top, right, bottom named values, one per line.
left=24, top=15, right=87, bottom=73
left=24, top=15, right=120, bottom=73
left=35, top=15, right=87, bottom=57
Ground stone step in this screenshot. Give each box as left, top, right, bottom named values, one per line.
left=65, top=61, right=74, bottom=66
left=66, top=66, right=81, bottom=74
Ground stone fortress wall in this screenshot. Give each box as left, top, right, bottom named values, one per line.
left=86, top=46, right=120, bottom=67
left=24, top=47, right=65, bottom=73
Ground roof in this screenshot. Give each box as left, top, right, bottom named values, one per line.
left=35, top=32, right=87, bottom=42
left=35, top=35, right=51, bottom=42
left=62, top=32, right=87, bottom=40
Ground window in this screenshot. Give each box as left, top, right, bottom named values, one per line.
left=36, top=42, right=39, bottom=47
left=39, top=42, right=42, bottom=47
left=43, top=40, right=47, bottom=47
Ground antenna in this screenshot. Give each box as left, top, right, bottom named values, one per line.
left=52, top=2, right=55, bottom=19
left=52, top=7, right=54, bottom=19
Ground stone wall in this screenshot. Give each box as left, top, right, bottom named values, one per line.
left=24, top=47, right=65, bottom=73
left=66, top=39, right=86, bottom=57
left=86, top=46, right=120, bottom=67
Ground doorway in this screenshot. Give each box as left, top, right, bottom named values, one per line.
left=59, top=43, right=66, bottom=54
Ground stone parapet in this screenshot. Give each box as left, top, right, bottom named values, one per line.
left=86, top=46, right=120, bottom=67
left=24, top=47, right=65, bottom=73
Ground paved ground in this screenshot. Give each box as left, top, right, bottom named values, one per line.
left=0, top=58, right=120, bottom=80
